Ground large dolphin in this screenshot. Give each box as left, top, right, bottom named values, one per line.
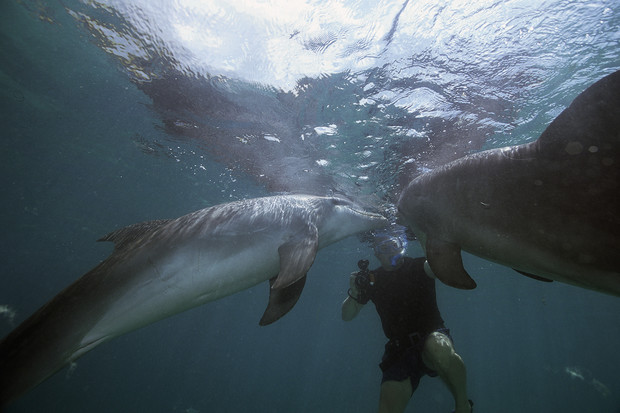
left=397, top=70, right=620, bottom=296
left=0, top=194, right=387, bottom=407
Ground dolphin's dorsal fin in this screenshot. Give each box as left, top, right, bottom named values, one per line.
left=271, top=224, right=319, bottom=290
left=537, top=70, right=620, bottom=158
left=97, top=220, right=172, bottom=250
left=425, top=238, right=477, bottom=290
left=259, top=275, right=307, bottom=325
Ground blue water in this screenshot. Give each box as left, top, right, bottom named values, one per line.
left=1, top=0, right=619, bottom=412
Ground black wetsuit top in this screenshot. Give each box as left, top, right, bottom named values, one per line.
left=357, top=257, right=445, bottom=341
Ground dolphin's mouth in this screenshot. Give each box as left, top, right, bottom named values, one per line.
left=360, top=209, right=385, bottom=218
left=331, top=196, right=386, bottom=220
left=348, top=206, right=387, bottom=220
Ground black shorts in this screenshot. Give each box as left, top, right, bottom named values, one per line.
left=380, top=328, right=452, bottom=394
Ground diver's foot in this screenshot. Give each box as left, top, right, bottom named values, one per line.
left=452, top=399, right=473, bottom=413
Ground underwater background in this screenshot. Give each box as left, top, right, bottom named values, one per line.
left=1, top=0, right=619, bottom=412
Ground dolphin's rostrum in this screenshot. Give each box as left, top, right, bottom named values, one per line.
left=0, top=194, right=387, bottom=407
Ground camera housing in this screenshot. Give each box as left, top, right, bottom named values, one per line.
left=355, top=259, right=373, bottom=288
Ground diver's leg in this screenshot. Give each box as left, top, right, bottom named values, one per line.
left=378, top=379, right=412, bottom=413
left=421, top=332, right=471, bottom=413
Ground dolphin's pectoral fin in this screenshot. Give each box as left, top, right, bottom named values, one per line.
left=271, top=225, right=319, bottom=289
left=426, top=238, right=477, bottom=289
left=259, top=275, right=307, bottom=326
left=513, top=269, right=553, bottom=283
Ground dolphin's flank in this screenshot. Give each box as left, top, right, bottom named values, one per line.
left=398, top=70, right=620, bottom=296
left=0, top=194, right=388, bottom=408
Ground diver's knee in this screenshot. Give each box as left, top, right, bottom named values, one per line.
left=423, top=333, right=458, bottom=372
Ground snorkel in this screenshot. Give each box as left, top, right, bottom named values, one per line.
left=390, top=240, right=406, bottom=266
left=388, top=237, right=407, bottom=266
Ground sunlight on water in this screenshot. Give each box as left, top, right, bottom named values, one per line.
left=69, top=0, right=620, bottom=188
left=76, top=0, right=614, bottom=90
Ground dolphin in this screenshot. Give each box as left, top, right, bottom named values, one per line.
left=0, top=194, right=387, bottom=407
left=397, top=70, right=620, bottom=296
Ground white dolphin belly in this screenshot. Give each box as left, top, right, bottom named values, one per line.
left=80, top=239, right=281, bottom=353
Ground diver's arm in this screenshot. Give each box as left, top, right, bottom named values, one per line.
left=342, top=273, right=365, bottom=321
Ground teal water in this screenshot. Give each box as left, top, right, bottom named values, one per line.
left=1, top=0, right=619, bottom=412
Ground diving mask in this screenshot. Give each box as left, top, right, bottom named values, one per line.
left=374, top=237, right=407, bottom=266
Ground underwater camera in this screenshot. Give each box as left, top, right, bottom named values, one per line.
left=355, top=259, right=374, bottom=288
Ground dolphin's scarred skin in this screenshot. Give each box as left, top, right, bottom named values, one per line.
left=398, top=70, right=620, bottom=296
left=0, top=194, right=388, bottom=407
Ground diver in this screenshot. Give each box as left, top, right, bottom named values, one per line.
left=342, top=233, right=473, bottom=413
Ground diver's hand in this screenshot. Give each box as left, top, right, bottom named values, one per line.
left=349, top=272, right=360, bottom=296
left=342, top=272, right=364, bottom=321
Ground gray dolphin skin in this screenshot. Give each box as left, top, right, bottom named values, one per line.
left=398, top=70, right=620, bottom=296
left=0, top=194, right=387, bottom=407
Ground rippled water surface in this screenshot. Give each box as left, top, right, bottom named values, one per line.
left=1, top=0, right=619, bottom=412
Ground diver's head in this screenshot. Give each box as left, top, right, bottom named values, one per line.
left=373, top=235, right=406, bottom=270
